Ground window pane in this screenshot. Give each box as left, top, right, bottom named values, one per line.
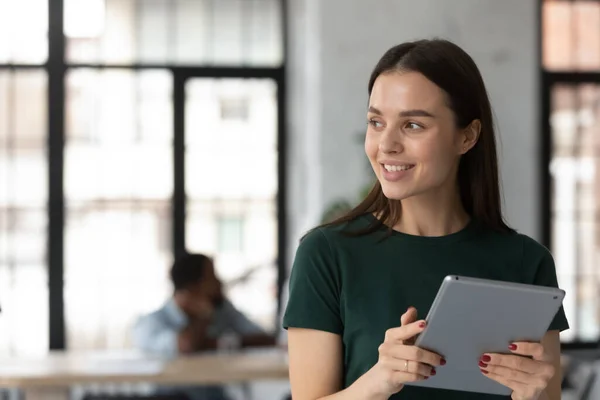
left=543, top=1, right=600, bottom=71
left=550, top=83, right=600, bottom=342
left=246, top=0, right=283, bottom=66
left=0, top=264, right=49, bottom=356
left=65, top=69, right=173, bottom=350
left=0, top=70, right=47, bottom=356
left=65, top=0, right=283, bottom=66
left=0, top=70, right=47, bottom=148
left=0, top=0, right=48, bottom=64
left=185, top=78, right=278, bottom=330
left=218, top=216, right=244, bottom=253
left=65, top=69, right=172, bottom=201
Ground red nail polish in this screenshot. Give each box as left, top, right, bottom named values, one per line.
left=479, top=361, right=488, bottom=368
left=509, top=344, right=517, bottom=351
left=481, top=355, right=491, bottom=363
left=418, top=321, right=426, bottom=328
left=481, top=369, right=489, bottom=374
left=440, top=358, right=447, bottom=366
left=431, top=368, right=436, bottom=376
left=424, top=376, right=429, bottom=380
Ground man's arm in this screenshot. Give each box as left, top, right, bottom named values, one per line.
left=222, top=300, right=277, bottom=347
left=133, top=314, right=216, bottom=355
left=177, top=317, right=218, bottom=353
left=132, top=315, right=180, bottom=357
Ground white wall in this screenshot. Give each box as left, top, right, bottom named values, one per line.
left=286, top=0, right=540, bottom=271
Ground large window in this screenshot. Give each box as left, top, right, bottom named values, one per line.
left=543, top=0, right=600, bottom=345
left=0, top=0, right=285, bottom=355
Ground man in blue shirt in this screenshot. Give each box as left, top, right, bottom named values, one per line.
left=133, top=253, right=276, bottom=399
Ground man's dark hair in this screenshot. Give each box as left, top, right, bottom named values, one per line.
left=170, top=253, right=211, bottom=291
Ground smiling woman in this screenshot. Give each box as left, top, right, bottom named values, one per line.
left=312, top=40, right=510, bottom=240
left=283, top=39, right=569, bottom=400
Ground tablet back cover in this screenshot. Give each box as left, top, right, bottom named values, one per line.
left=407, top=275, right=565, bottom=395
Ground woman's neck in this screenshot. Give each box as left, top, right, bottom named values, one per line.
left=392, top=186, right=470, bottom=237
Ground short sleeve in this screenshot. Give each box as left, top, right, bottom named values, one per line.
left=523, top=236, right=570, bottom=332
left=283, top=228, right=343, bottom=335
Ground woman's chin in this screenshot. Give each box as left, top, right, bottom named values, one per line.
left=377, top=170, right=421, bottom=199
left=381, top=185, right=412, bottom=201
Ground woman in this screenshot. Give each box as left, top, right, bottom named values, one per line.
left=283, top=39, right=568, bottom=400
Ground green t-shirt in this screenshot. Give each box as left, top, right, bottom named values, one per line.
left=283, top=214, right=569, bottom=399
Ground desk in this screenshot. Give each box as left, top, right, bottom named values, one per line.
left=0, top=349, right=289, bottom=400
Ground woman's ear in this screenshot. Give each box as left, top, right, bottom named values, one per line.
left=459, top=119, right=481, bottom=155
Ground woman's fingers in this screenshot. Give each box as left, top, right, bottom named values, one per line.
left=385, top=319, right=426, bottom=343
left=481, top=370, right=529, bottom=395
left=400, top=307, right=419, bottom=345
left=480, top=363, right=539, bottom=386
left=380, top=356, right=436, bottom=377
left=400, top=307, right=418, bottom=326
left=380, top=341, right=444, bottom=367
left=390, top=371, right=429, bottom=384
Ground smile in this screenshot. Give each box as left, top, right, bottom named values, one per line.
left=383, top=164, right=415, bottom=172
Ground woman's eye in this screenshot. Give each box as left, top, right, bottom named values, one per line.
left=368, top=119, right=383, bottom=128
left=405, top=122, right=423, bottom=130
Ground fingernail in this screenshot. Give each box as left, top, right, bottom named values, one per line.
left=418, top=321, right=426, bottom=328
left=481, top=355, right=491, bottom=362
left=440, top=358, right=447, bottom=366
left=431, top=368, right=436, bottom=376
left=479, top=361, right=488, bottom=368
left=481, top=369, right=489, bottom=374
left=509, top=343, right=517, bottom=351
left=424, top=376, right=429, bottom=380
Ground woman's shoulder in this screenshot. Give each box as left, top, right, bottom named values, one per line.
left=474, top=225, right=553, bottom=267
left=514, top=232, right=554, bottom=268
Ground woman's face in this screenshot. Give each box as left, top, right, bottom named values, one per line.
left=365, top=71, right=477, bottom=201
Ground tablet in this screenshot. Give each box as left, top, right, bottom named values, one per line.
left=406, top=275, right=565, bottom=396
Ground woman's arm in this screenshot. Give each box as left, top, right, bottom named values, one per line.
left=288, top=311, right=440, bottom=400
left=288, top=328, right=385, bottom=400
left=540, top=330, right=562, bottom=400
left=288, top=328, right=344, bottom=399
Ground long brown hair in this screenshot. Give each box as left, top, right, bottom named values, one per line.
left=322, top=39, right=514, bottom=235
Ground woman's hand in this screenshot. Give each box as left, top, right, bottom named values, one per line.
left=479, top=342, right=556, bottom=400
left=359, top=307, right=446, bottom=399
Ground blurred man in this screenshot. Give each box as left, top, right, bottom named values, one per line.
left=133, top=253, right=276, bottom=400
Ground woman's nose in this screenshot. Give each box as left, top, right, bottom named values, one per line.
left=379, top=130, right=404, bottom=154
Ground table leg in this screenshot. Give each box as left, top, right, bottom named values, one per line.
left=22, top=388, right=69, bottom=400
